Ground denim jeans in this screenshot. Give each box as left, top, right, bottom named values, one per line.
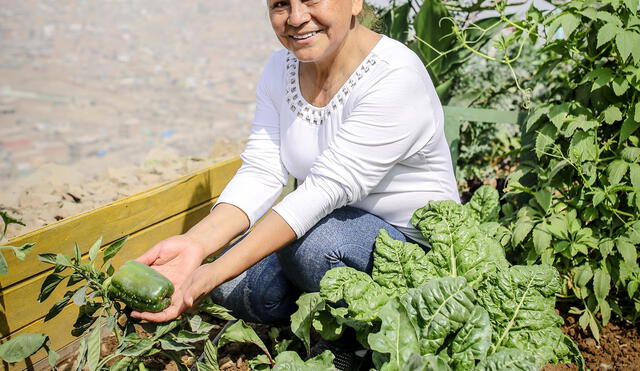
left=210, top=206, right=408, bottom=324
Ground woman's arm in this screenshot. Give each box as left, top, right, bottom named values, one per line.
left=183, top=210, right=296, bottom=307
left=183, top=202, right=251, bottom=258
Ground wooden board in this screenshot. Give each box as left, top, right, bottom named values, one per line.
left=1, top=157, right=240, bottom=288
left=2, top=200, right=216, bottom=370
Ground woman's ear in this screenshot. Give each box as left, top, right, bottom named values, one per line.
left=351, top=0, right=364, bottom=17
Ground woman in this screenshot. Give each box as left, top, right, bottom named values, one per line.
left=132, top=0, right=459, bottom=326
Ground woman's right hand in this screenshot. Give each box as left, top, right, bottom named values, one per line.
left=130, top=234, right=207, bottom=322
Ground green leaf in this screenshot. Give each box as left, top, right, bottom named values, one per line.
left=597, top=23, right=619, bottom=47
left=0, top=333, right=48, bottom=363
left=623, top=0, right=639, bottom=13
left=368, top=298, right=421, bottom=370
left=593, top=268, right=611, bottom=302
left=413, top=0, right=455, bottom=79
left=120, top=338, right=156, bottom=357
left=290, top=292, right=324, bottom=356
left=476, top=265, right=565, bottom=363
left=569, top=131, right=597, bottom=163
left=86, top=323, right=101, bottom=371
left=585, top=68, right=614, bottom=91
left=533, top=225, right=552, bottom=256
left=450, top=306, right=492, bottom=370
left=621, top=147, right=640, bottom=163
left=159, top=338, right=194, bottom=352
left=218, top=320, right=271, bottom=362
left=381, top=2, right=411, bottom=43
left=612, top=76, right=629, bottom=96
left=616, top=237, right=637, bottom=265
left=109, top=356, right=134, bottom=371
left=412, top=201, right=508, bottom=287
left=202, top=339, right=219, bottom=369
left=603, top=106, right=623, bottom=124
left=0, top=252, right=7, bottom=275
left=620, top=117, right=640, bottom=142
left=400, top=277, right=476, bottom=354
left=88, top=237, right=103, bottom=262
left=535, top=123, right=557, bottom=159
left=38, top=273, right=66, bottom=302
left=197, top=298, right=236, bottom=320
left=560, top=13, right=581, bottom=38
left=475, top=349, right=538, bottom=371
left=372, top=229, right=431, bottom=292
left=45, top=291, right=74, bottom=322
left=466, top=185, right=501, bottom=223
left=512, top=220, right=535, bottom=246
left=103, top=236, right=128, bottom=264
left=616, top=30, right=640, bottom=62
left=574, top=264, right=593, bottom=289
left=73, top=338, right=87, bottom=371
left=320, top=267, right=392, bottom=322
left=534, top=189, right=552, bottom=212
left=607, top=160, right=629, bottom=184
left=272, top=350, right=334, bottom=371
left=629, top=163, right=640, bottom=189
left=38, top=253, right=58, bottom=265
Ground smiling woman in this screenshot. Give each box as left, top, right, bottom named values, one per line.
left=131, top=0, right=459, bottom=369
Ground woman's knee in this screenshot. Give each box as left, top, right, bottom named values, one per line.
left=211, top=254, right=298, bottom=324
left=276, top=206, right=407, bottom=292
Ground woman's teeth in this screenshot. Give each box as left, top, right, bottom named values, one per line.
left=292, top=31, right=319, bottom=40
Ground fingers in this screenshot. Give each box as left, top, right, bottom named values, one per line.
left=134, top=245, right=161, bottom=265
left=183, top=266, right=216, bottom=307
left=130, top=300, right=184, bottom=322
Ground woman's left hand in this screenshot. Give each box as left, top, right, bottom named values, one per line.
left=183, top=262, right=220, bottom=308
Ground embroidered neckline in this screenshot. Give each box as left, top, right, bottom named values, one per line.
left=284, top=52, right=378, bottom=126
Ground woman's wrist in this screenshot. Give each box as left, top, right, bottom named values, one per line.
left=183, top=203, right=250, bottom=257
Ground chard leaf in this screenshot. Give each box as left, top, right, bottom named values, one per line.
left=319, top=267, right=393, bottom=322
left=368, top=298, right=421, bottom=371
left=465, top=185, right=500, bottom=223
left=450, top=306, right=492, bottom=371
left=412, top=201, right=508, bottom=287
left=372, top=229, right=433, bottom=292
left=399, top=277, right=475, bottom=354
left=476, top=265, right=567, bottom=365
left=401, top=354, right=451, bottom=371
left=475, top=349, right=538, bottom=371
left=272, top=350, right=335, bottom=370
left=290, top=292, right=325, bottom=356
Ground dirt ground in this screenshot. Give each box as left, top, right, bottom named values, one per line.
left=0, top=0, right=281, bottom=239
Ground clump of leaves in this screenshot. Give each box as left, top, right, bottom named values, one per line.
left=0, top=210, right=58, bottom=367
left=463, top=0, right=640, bottom=337
left=289, top=186, right=584, bottom=371
left=0, top=210, right=34, bottom=275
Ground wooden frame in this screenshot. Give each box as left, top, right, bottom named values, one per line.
left=0, top=158, right=241, bottom=370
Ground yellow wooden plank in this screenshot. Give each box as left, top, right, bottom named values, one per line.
left=1, top=157, right=241, bottom=288
left=1, top=199, right=215, bottom=370
left=0, top=199, right=214, bottom=338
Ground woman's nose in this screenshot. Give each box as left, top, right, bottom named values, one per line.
left=287, top=2, right=310, bottom=27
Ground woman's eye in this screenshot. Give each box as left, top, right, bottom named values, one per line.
left=272, top=1, right=288, bottom=8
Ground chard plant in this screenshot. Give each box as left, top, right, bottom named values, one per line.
left=289, top=186, right=584, bottom=371
left=449, top=0, right=640, bottom=338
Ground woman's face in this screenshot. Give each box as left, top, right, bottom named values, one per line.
left=268, top=0, right=362, bottom=63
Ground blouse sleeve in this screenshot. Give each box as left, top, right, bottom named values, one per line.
left=273, top=66, right=440, bottom=238
left=213, top=52, right=289, bottom=227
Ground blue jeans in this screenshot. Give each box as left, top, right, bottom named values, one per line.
left=210, top=206, right=408, bottom=324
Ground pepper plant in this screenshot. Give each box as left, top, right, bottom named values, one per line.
left=452, top=0, right=640, bottom=338
left=0, top=210, right=59, bottom=367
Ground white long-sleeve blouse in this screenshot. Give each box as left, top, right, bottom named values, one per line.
left=214, top=35, right=460, bottom=245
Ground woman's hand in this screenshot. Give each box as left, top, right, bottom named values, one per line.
left=130, top=234, right=207, bottom=322
left=182, top=262, right=220, bottom=308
